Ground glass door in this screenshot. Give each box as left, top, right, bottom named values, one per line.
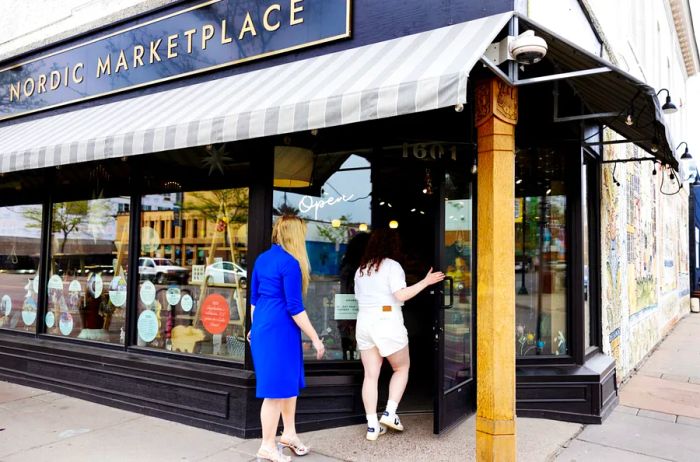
left=434, top=154, right=475, bottom=433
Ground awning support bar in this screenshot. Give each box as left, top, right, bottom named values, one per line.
left=585, top=139, right=651, bottom=146
left=514, top=67, right=612, bottom=86
left=479, top=56, right=513, bottom=85
left=555, top=111, right=621, bottom=122
left=601, top=157, right=657, bottom=164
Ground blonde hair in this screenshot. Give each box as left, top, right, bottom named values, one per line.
left=272, top=215, right=311, bottom=294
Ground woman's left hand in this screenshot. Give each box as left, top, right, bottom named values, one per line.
left=312, top=338, right=325, bottom=360
left=246, top=330, right=251, bottom=343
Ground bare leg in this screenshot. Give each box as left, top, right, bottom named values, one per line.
left=360, top=347, right=384, bottom=415
left=260, top=398, right=282, bottom=451
left=386, top=345, right=410, bottom=405
left=280, top=396, right=297, bottom=438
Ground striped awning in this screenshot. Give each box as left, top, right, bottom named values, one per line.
left=0, top=13, right=512, bottom=174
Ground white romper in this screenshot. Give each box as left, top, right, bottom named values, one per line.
left=353, top=258, right=408, bottom=357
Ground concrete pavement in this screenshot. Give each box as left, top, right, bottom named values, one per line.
left=0, top=380, right=580, bottom=462
left=555, top=314, right=700, bottom=462
left=3, top=314, right=699, bottom=461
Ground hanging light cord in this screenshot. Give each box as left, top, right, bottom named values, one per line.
left=660, top=165, right=683, bottom=195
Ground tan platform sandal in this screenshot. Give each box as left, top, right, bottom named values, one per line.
left=279, top=434, right=310, bottom=456
left=255, top=444, right=291, bottom=462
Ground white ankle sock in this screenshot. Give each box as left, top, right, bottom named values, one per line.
left=385, top=400, right=398, bottom=415
left=366, top=414, right=379, bottom=428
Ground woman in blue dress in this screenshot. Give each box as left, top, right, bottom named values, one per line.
left=249, top=215, right=325, bottom=462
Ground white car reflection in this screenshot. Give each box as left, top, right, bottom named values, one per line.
left=205, top=261, right=247, bottom=288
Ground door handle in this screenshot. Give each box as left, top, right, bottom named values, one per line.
left=441, top=276, right=454, bottom=309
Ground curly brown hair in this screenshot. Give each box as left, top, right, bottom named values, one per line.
left=358, top=229, right=402, bottom=276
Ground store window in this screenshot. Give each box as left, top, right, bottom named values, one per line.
left=514, top=148, right=568, bottom=356
left=0, top=204, right=43, bottom=333
left=137, top=188, right=249, bottom=361
left=272, top=150, right=373, bottom=361
left=46, top=197, right=130, bottom=343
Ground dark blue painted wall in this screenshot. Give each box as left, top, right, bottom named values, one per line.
left=0, top=0, right=514, bottom=126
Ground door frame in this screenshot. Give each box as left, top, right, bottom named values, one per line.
left=433, top=153, right=478, bottom=434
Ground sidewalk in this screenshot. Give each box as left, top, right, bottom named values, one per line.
left=1, top=314, right=699, bottom=461
left=555, top=314, right=700, bottom=461
left=0, top=380, right=580, bottom=462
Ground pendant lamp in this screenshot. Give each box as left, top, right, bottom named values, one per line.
left=273, top=146, right=314, bottom=188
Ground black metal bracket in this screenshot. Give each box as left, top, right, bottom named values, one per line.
left=601, top=157, right=658, bottom=164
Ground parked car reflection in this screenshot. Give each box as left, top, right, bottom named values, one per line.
left=204, top=261, right=247, bottom=288
left=139, top=257, right=189, bottom=284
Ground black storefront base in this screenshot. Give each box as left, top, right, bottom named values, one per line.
left=0, top=334, right=366, bottom=438
left=0, top=331, right=617, bottom=435
left=516, top=353, right=618, bottom=424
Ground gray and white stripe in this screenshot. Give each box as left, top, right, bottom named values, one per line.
left=0, top=13, right=511, bottom=174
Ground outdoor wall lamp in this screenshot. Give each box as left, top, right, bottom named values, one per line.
left=625, top=101, right=635, bottom=126
left=677, top=142, right=697, bottom=181
left=650, top=137, right=660, bottom=153
left=657, top=88, right=678, bottom=114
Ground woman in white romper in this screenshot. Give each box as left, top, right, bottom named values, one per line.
left=354, top=229, right=444, bottom=440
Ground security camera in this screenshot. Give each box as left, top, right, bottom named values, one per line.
left=509, top=30, right=547, bottom=65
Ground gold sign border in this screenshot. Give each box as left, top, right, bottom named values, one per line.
left=0, top=0, right=353, bottom=122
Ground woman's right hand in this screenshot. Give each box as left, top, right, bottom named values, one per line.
left=423, top=267, right=446, bottom=286
left=312, top=337, right=325, bottom=360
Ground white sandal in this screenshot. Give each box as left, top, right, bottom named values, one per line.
left=256, top=445, right=291, bottom=462
left=279, top=434, right=310, bottom=456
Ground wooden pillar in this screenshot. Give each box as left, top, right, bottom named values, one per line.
left=475, top=78, right=517, bottom=461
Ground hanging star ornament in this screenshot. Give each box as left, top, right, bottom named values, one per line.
left=202, top=145, right=234, bottom=176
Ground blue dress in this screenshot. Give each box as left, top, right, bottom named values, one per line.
left=250, top=244, right=306, bottom=398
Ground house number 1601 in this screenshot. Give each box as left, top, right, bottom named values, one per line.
left=402, top=143, right=457, bottom=160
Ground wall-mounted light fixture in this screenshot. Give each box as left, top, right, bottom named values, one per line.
left=625, top=102, right=634, bottom=126
left=677, top=142, right=696, bottom=182
left=656, top=88, right=678, bottom=114
left=650, top=137, right=660, bottom=153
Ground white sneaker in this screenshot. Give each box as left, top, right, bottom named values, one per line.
left=379, top=411, right=404, bottom=431
left=366, top=425, right=387, bottom=441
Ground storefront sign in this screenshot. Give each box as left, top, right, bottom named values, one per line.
left=109, top=276, right=127, bottom=307
left=181, top=294, right=194, bottom=312
left=45, top=311, right=55, bottom=328
left=166, top=287, right=182, bottom=306
left=59, top=312, right=74, bottom=336
left=1, top=295, right=11, bottom=316
left=22, top=299, right=37, bottom=326
left=140, top=281, right=157, bottom=306
left=402, top=142, right=458, bottom=161
left=138, top=310, right=159, bottom=342
left=334, top=294, right=358, bottom=320
left=299, top=194, right=354, bottom=220
left=0, top=0, right=352, bottom=120
left=201, top=293, right=229, bottom=334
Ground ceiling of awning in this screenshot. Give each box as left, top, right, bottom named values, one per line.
left=516, top=14, right=678, bottom=169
